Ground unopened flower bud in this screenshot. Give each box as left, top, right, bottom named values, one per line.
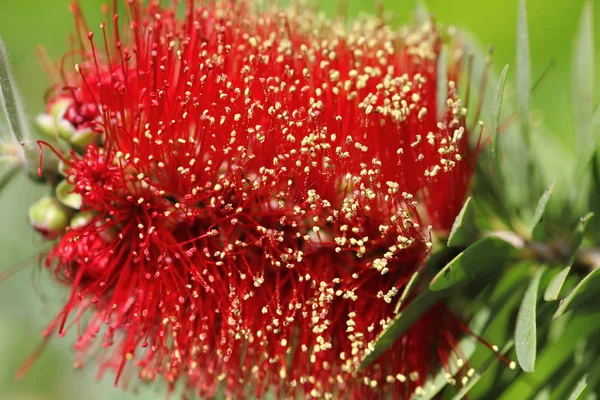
left=70, top=127, right=98, bottom=150
left=49, top=97, right=72, bottom=120
left=56, top=118, right=76, bottom=141
left=56, top=180, right=82, bottom=210
left=70, top=211, right=94, bottom=230
left=34, top=113, right=57, bottom=137
left=28, top=196, right=70, bottom=239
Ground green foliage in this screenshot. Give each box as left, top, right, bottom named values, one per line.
left=430, top=236, right=517, bottom=291
left=531, top=180, right=555, bottom=240
left=447, top=197, right=478, bottom=247
left=515, top=267, right=545, bottom=372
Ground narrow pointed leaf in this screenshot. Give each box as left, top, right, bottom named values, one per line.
left=516, top=0, right=531, bottom=130
left=567, top=357, right=600, bottom=400
left=437, top=46, right=448, bottom=120
left=412, top=308, right=492, bottom=400
left=358, top=288, right=444, bottom=371
left=554, top=267, right=600, bottom=318
left=492, top=65, right=510, bottom=180
left=447, top=197, right=477, bottom=247
left=572, top=0, right=595, bottom=154
left=534, top=388, right=552, bottom=400
left=430, top=236, right=517, bottom=291
left=451, top=341, right=515, bottom=400
left=415, top=0, right=430, bottom=23
left=544, top=267, right=571, bottom=301
left=394, top=270, right=421, bottom=314
left=531, top=180, right=555, bottom=238
left=0, top=36, right=31, bottom=143
left=515, top=267, right=545, bottom=372
left=499, top=314, right=600, bottom=400
left=567, top=213, right=594, bottom=267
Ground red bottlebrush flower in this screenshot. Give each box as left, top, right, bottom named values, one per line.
left=29, top=1, right=476, bottom=398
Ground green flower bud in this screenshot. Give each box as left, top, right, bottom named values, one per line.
left=34, top=113, right=57, bottom=138
left=28, top=196, right=70, bottom=239
left=70, top=127, right=98, bottom=150
left=58, top=159, right=70, bottom=176
left=56, top=180, right=82, bottom=210
left=56, top=118, right=76, bottom=141
left=70, top=211, right=95, bottom=230
left=50, top=98, right=72, bottom=120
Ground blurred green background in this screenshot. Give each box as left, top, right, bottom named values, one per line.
left=0, top=1, right=598, bottom=399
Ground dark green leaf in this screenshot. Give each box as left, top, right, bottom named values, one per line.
left=449, top=263, right=530, bottom=399
left=554, top=267, right=600, bottom=318
left=430, top=236, right=517, bottom=291
left=515, top=267, right=545, bottom=372
left=393, top=270, right=421, bottom=314
left=544, top=267, right=571, bottom=301
left=358, top=288, right=444, bottom=371
left=531, top=180, right=555, bottom=238
left=492, top=65, right=510, bottom=182
left=567, top=357, right=600, bottom=400
left=516, top=0, right=531, bottom=132
left=413, top=308, right=492, bottom=400
left=447, top=197, right=477, bottom=247
left=452, top=341, right=515, bottom=400
left=499, top=314, right=600, bottom=400
left=534, top=388, right=552, bottom=400
left=567, top=213, right=594, bottom=267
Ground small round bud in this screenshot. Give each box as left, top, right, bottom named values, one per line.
left=49, top=98, right=73, bottom=120
left=34, top=113, right=57, bottom=137
left=56, top=119, right=76, bottom=141
left=70, top=127, right=98, bottom=150
left=56, top=180, right=83, bottom=210
left=28, top=196, right=70, bottom=239
left=70, top=211, right=95, bottom=230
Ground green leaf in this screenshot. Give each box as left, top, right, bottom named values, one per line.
left=516, top=0, right=531, bottom=132
left=358, top=288, right=445, bottom=371
left=567, top=212, right=594, bottom=267
left=544, top=267, right=571, bottom=301
left=531, top=180, right=555, bottom=238
left=451, top=340, right=515, bottom=400
left=437, top=46, right=448, bottom=120
left=554, top=267, right=600, bottom=318
left=515, top=267, right=545, bottom=372
left=492, top=65, right=510, bottom=183
left=394, top=270, right=421, bottom=314
left=567, top=357, right=600, bottom=400
left=430, top=236, right=517, bottom=291
left=447, top=197, right=477, bottom=247
left=0, top=35, right=31, bottom=144
left=499, top=313, right=600, bottom=400
left=572, top=0, right=595, bottom=154
left=415, top=0, right=430, bottom=23
left=413, top=308, right=492, bottom=400
left=534, top=388, right=552, bottom=400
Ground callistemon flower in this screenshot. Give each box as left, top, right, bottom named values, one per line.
left=27, top=0, right=475, bottom=398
